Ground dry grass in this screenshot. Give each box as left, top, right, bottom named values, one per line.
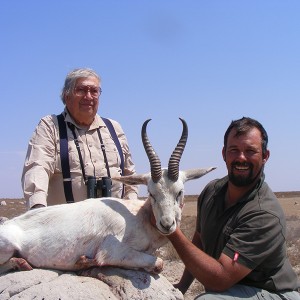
left=285, top=215, right=300, bottom=275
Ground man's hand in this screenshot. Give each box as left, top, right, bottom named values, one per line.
left=30, top=204, right=45, bottom=210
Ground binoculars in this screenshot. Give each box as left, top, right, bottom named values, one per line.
left=86, top=176, right=112, bottom=198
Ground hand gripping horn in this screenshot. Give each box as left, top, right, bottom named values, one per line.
left=167, top=118, right=188, bottom=182
left=141, top=119, right=162, bottom=183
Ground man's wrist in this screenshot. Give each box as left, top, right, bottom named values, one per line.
left=30, top=204, right=46, bottom=210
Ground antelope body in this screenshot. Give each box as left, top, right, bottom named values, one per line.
left=0, top=119, right=215, bottom=274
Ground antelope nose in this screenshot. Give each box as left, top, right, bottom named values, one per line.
left=160, top=216, right=175, bottom=231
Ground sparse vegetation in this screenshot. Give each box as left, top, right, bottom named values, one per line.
left=285, top=215, right=300, bottom=275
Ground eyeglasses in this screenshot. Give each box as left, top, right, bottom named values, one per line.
left=74, top=85, right=102, bottom=98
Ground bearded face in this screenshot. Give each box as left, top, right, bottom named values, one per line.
left=228, top=161, right=262, bottom=187
left=223, top=128, right=269, bottom=188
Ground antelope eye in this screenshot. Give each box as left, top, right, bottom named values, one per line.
left=148, top=191, right=156, bottom=201
left=176, top=190, right=183, bottom=202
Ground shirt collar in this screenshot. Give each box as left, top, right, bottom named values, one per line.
left=214, top=173, right=265, bottom=204
left=63, top=108, right=106, bottom=130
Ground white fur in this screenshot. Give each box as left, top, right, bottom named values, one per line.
left=0, top=167, right=215, bottom=274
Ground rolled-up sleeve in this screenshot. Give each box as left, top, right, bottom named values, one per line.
left=21, top=115, right=57, bottom=209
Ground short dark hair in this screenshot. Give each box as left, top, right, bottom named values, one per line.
left=223, top=117, right=268, bottom=156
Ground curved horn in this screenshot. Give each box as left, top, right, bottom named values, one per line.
left=168, top=118, right=188, bottom=182
left=141, top=119, right=162, bottom=183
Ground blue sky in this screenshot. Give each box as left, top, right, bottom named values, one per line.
left=1, top=1, right=299, bottom=198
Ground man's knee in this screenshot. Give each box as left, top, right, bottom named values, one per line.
left=194, top=292, right=229, bottom=300
left=194, top=284, right=288, bottom=300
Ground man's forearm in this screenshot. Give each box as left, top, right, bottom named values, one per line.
left=167, top=227, right=228, bottom=291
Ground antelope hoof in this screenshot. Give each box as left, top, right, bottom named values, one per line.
left=10, top=257, right=33, bottom=271
left=146, top=257, right=164, bottom=274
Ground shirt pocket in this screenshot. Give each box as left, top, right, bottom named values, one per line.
left=101, top=136, right=120, bottom=169
left=55, top=138, right=82, bottom=174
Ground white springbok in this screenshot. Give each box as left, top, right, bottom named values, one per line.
left=0, top=118, right=215, bottom=275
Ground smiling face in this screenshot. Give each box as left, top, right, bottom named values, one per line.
left=65, top=76, right=100, bottom=126
left=222, top=127, right=270, bottom=187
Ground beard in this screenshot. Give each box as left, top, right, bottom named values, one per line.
left=228, top=162, right=259, bottom=187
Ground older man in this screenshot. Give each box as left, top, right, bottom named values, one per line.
left=22, top=68, right=138, bottom=209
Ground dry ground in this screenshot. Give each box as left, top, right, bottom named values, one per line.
left=2, top=193, right=299, bottom=219
left=182, top=192, right=300, bottom=218
left=1, top=193, right=300, bottom=300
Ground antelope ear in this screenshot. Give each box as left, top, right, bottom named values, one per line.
left=183, top=167, right=216, bottom=182
left=112, top=174, right=150, bottom=186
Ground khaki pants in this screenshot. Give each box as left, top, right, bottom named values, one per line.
left=195, top=284, right=300, bottom=300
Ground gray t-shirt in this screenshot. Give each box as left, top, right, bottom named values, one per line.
left=197, top=175, right=300, bottom=292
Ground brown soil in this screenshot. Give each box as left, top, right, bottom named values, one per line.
left=2, top=193, right=299, bottom=219
left=183, top=194, right=300, bottom=218
left=0, top=198, right=27, bottom=219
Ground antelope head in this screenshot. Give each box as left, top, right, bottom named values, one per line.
left=113, top=118, right=216, bottom=235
